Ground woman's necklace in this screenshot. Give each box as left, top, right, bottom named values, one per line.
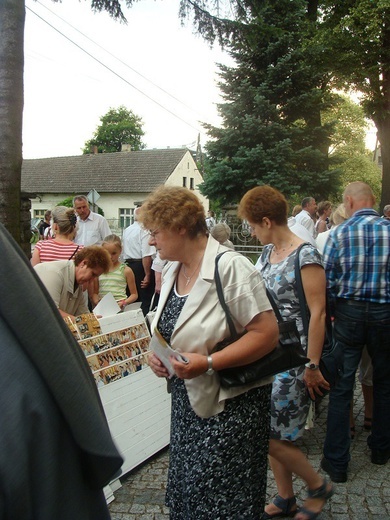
left=273, top=241, right=294, bottom=256
left=181, top=256, right=204, bottom=287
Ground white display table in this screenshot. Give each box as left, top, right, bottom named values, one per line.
left=73, top=309, right=171, bottom=499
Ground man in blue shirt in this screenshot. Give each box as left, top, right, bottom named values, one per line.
left=321, top=182, right=390, bottom=483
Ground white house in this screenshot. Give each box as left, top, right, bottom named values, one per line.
left=22, top=148, right=207, bottom=232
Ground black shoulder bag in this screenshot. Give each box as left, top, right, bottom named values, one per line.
left=213, top=252, right=309, bottom=389
left=68, top=245, right=80, bottom=261
left=294, top=243, right=344, bottom=394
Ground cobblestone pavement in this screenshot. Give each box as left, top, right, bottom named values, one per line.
left=109, top=384, right=390, bottom=519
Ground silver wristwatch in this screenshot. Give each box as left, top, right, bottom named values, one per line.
left=206, top=355, right=214, bottom=375
left=305, top=362, right=320, bottom=370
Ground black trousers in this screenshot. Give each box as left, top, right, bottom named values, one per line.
left=125, top=259, right=155, bottom=316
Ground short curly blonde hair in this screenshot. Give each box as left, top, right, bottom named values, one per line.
left=138, top=186, right=207, bottom=239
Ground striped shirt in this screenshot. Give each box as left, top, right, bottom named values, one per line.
left=35, top=240, right=82, bottom=263
left=99, top=263, right=127, bottom=301
left=323, top=208, right=390, bottom=304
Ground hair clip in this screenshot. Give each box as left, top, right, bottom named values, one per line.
left=70, top=213, right=77, bottom=227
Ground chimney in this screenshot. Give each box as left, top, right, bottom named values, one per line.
left=91, top=145, right=98, bottom=154
left=121, top=143, right=132, bottom=152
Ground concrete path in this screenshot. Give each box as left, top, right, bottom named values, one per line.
left=109, top=383, right=390, bottom=519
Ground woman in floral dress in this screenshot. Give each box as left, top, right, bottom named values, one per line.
left=239, top=186, right=333, bottom=520
left=139, top=186, right=279, bottom=519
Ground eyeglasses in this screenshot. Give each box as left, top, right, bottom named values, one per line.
left=148, top=229, right=160, bottom=238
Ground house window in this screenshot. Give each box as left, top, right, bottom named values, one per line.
left=183, top=177, right=187, bottom=187
left=34, top=209, right=46, bottom=219
left=119, top=208, right=133, bottom=228
left=190, top=178, right=194, bottom=190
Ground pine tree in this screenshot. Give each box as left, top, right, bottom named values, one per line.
left=197, top=0, right=339, bottom=204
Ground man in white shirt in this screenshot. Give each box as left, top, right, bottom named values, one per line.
left=73, top=195, right=111, bottom=246
left=295, top=197, right=318, bottom=239
left=288, top=217, right=317, bottom=246
left=122, top=207, right=156, bottom=315
left=152, top=251, right=167, bottom=295
left=205, top=210, right=216, bottom=230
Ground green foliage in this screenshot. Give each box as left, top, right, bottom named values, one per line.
left=57, top=196, right=74, bottom=208
left=338, top=154, right=382, bottom=203
left=83, top=106, right=146, bottom=154
left=30, top=230, right=39, bottom=244
left=316, top=0, right=390, bottom=208
left=198, top=0, right=339, bottom=205
left=324, top=95, right=382, bottom=201
left=179, top=0, right=387, bottom=208
left=90, top=0, right=131, bottom=22
left=324, top=95, right=369, bottom=157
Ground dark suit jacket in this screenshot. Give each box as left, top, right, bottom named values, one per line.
left=0, top=223, right=123, bottom=519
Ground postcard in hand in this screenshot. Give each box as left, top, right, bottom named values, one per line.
left=150, top=328, right=188, bottom=378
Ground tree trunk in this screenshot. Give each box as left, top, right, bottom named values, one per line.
left=0, top=0, right=25, bottom=244
left=304, top=0, right=330, bottom=166
left=377, top=118, right=390, bottom=213
left=306, top=0, right=319, bottom=23
left=374, top=47, right=390, bottom=213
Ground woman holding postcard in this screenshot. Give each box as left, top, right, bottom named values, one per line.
left=138, top=186, right=279, bottom=520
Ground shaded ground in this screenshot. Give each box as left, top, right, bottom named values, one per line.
left=109, top=383, right=390, bottom=519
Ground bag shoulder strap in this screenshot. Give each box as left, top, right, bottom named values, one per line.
left=215, top=252, right=238, bottom=339
left=294, top=243, right=333, bottom=339
left=215, top=251, right=285, bottom=336
left=264, top=288, right=284, bottom=324
left=261, top=248, right=290, bottom=324
left=294, top=243, right=312, bottom=336
left=68, top=245, right=80, bottom=261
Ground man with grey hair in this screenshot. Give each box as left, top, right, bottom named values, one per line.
left=321, top=182, right=390, bottom=482
left=382, top=204, right=390, bottom=219
left=122, top=207, right=156, bottom=315
left=294, top=197, right=318, bottom=238
left=73, top=195, right=111, bottom=246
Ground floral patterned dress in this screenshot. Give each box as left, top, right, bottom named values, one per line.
left=158, top=284, right=272, bottom=519
left=256, top=243, right=323, bottom=441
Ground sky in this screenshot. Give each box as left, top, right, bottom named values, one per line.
left=23, top=0, right=231, bottom=159
left=23, top=0, right=377, bottom=160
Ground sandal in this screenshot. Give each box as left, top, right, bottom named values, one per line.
left=261, top=495, right=298, bottom=519
left=364, top=417, right=372, bottom=431
left=294, top=479, right=333, bottom=520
